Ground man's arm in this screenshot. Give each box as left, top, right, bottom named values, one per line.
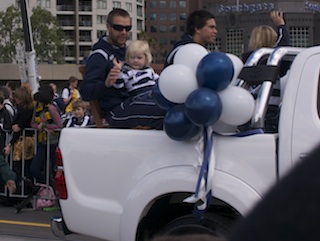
left=81, top=53, right=110, bottom=101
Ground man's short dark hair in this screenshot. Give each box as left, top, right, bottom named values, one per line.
left=186, top=10, right=215, bottom=36
left=107, top=8, right=130, bottom=24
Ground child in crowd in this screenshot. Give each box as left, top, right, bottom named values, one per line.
left=64, top=99, right=91, bottom=128
left=30, top=85, right=63, bottom=183
left=61, top=76, right=81, bottom=117
left=0, top=94, right=16, bottom=193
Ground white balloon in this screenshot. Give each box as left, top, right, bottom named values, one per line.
left=174, top=43, right=209, bottom=74
left=218, top=86, right=255, bottom=126
left=226, top=53, right=244, bottom=86
left=159, top=64, right=198, bottom=104
left=212, top=119, right=239, bottom=134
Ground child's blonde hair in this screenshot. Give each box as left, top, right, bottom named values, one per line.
left=125, top=40, right=152, bottom=66
left=248, top=25, right=277, bottom=51
left=72, top=99, right=86, bottom=111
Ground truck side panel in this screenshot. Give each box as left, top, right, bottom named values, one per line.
left=59, top=128, right=276, bottom=240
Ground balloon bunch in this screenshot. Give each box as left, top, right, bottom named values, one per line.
left=153, top=43, right=255, bottom=141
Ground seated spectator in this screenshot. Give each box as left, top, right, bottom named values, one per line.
left=81, top=8, right=165, bottom=130
left=64, top=99, right=91, bottom=128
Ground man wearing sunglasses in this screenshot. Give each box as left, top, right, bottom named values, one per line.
left=81, top=8, right=165, bottom=129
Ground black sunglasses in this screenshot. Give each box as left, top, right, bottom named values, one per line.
left=109, top=23, right=132, bottom=32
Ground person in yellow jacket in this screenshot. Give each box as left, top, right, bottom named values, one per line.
left=61, top=76, right=81, bottom=116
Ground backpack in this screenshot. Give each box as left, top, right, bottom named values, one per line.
left=53, top=96, right=67, bottom=113
left=33, top=183, right=58, bottom=210
left=4, top=102, right=15, bottom=122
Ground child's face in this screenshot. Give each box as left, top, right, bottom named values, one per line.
left=128, top=51, right=146, bottom=69
left=74, top=107, right=85, bottom=119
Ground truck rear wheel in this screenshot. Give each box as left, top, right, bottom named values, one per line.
left=157, top=213, right=230, bottom=238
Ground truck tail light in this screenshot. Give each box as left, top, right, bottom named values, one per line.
left=55, top=147, right=68, bottom=199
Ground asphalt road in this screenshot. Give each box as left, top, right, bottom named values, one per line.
left=0, top=198, right=105, bottom=241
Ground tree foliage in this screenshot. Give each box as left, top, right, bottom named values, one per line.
left=0, top=5, right=22, bottom=63
left=138, top=31, right=167, bottom=64
left=0, top=5, right=65, bottom=63
left=31, top=6, right=65, bottom=63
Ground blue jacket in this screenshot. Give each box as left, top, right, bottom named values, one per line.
left=81, top=36, right=129, bottom=113
left=163, top=33, right=195, bottom=68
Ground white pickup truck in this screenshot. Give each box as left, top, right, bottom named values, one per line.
left=51, top=46, right=320, bottom=241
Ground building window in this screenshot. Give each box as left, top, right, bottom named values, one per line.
left=226, top=28, right=243, bottom=57
left=113, top=1, right=121, bottom=8
left=208, top=37, right=221, bottom=52
left=97, top=15, right=107, bottom=24
left=160, top=38, right=168, bottom=45
left=137, top=0, right=143, bottom=3
left=137, top=20, right=143, bottom=31
left=37, top=0, right=50, bottom=8
left=170, top=25, right=177, bottom=32
left=179, top=1, right=186, bottom=8
left=79, top=30, right=92, bottom=42
left=290, top=27, right=310, bottom=47
left=97, top=30, right=107, bottom=38
left=170, top=13, right=176, bottom=21
left=180, top=25, right=185, bottom=32
left=160, top=13, right=166, bottom=21
left=150, top=25, right=157, bottom=32
left=179, top=13, right=187, bottom=20
left=160, top=25, right=167, bottom=32
left=125, top=3, right=132, bottom=12
left=137, top=5, right=143, bottom=17
left=150, top=0, right=157, bottom=8
left=79, top=16, right=92, bottom=27
left=97, top=0, right=107, bottom=9
left=170, top=1, right=177, bottom=8
left=150, top=13, right=157, bottom=20
left=160, top=1, right=166, bottom=8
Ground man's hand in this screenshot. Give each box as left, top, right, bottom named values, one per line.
left=12, top=124, right=21, bottom=133
left=270, top=10, right=285, bottom=26
left=105, top=58, right=122, bottom=88
left=6, top=180, right=16, bottom=193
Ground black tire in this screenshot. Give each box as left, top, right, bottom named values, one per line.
left=158, top=213, right=230, bottom=238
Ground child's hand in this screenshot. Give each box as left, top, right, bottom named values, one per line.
left=105, top=58, right=123, bottom=87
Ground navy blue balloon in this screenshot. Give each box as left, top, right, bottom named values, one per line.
left=185, top=88, right=222, bottom=126
left=152, top=83, right=175, bottom=110
left=164, top=105, right=201, bottom=141
left=196, top=52, right=234, bottom=91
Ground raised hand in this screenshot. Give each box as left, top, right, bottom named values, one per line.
left=270, top=10, right=285, bottom=26
left=105, top=58, right=123, bottom=88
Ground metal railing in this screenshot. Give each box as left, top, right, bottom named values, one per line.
left=0, top=128, right=60, bottom=210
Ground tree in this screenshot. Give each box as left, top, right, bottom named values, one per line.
left=0, top=5, right=65, bottom=63
left=138, top=31, right=167, bottom=64
left=0, top=5, right=22, bottom=63
left=31, top=6, right=65, bottom=63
